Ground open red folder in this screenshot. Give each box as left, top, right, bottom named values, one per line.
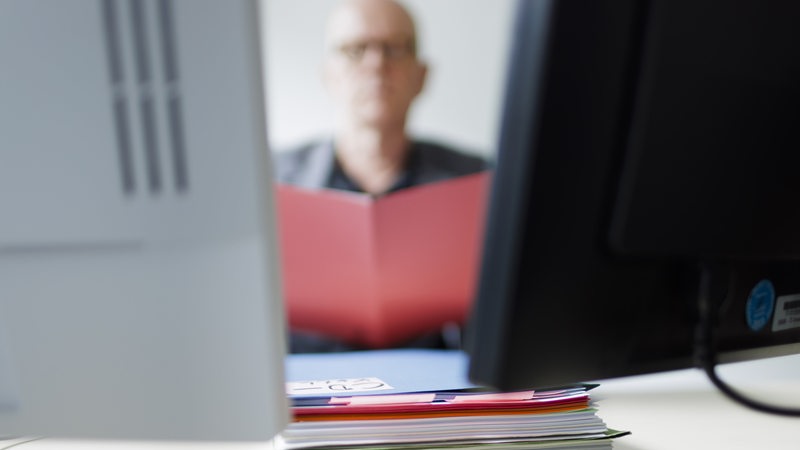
left=276, top=172, right=490, bottom=348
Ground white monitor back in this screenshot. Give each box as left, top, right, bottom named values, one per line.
left=0, top=0, right=288, bottom=441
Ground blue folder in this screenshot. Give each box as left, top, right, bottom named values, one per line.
left=285, top=349, right=478, bottom=402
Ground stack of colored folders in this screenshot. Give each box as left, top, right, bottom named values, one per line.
left=277, top=350, right=627, bottom=450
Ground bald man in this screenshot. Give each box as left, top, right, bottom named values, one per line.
left=275, top=0, right=486, bottom=196
left=277, top=0, right=485, bottom=352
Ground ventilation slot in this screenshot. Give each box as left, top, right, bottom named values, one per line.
left=101, top=0, right=135, bottom=195
left=101, top=0, right=189, bottom=196
left=158, top=0, right=189, bottom=192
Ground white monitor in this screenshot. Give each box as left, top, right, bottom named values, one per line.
left=0, top=0, right=288, bottom=441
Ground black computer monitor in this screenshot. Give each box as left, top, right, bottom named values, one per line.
left=467, top=0, right=800, bottom=410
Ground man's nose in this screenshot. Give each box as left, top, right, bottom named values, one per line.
left=360, top=44, right=389, bottom=68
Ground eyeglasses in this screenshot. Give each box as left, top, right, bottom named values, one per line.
left=335, top=40, right=416, bottom=62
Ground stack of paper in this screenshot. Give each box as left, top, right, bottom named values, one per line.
left=278, top=350, right=627, bottom=449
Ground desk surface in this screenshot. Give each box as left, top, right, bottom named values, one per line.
left=3, top=355, right=799, bottom=450
left=594, top=354, right=800, bottom=449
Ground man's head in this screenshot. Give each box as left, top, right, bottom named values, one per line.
left=323, top=0, right=428, bottom=132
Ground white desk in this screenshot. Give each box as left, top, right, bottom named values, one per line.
left=3, top=355, right=799, bottom=450
left=0, top=440, right=275, bottom=450
left=594, top=354, right=800, bottom=449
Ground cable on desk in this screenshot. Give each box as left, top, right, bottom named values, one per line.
left=695, top=263, right=800, bottom=417
left=0, top=437, right=44, bottom=450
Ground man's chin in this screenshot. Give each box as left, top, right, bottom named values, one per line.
left=355, top=113, right=404, bottom=130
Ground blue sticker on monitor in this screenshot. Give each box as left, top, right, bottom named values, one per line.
left=746, top=280, right=775, bottom=331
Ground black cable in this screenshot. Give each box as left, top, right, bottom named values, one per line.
left=695, top=264, right=800, bottom=417
left=701, top=358, right=800, bottom=417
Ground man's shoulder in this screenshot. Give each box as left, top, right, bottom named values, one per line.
left=272, top=140, right=335, bottom=188
left=272, top=141, right=320, bottom=169
left=413, top=140, right=489, bottom=179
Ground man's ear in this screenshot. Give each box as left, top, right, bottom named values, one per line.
left=320, top=62, right=332, bottom=94
left=414, top=61, right=429, bottom=97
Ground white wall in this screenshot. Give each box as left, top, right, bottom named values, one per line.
left=261, top=0, right=515, bottom=158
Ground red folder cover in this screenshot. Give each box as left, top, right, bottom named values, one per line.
left=276, top=172, right=490, bottom=348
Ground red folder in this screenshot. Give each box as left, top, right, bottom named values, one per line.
left=276, top=172, right=490, bottom=348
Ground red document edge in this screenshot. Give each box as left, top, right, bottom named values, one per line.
left=276, top=171, right=491, bottom=348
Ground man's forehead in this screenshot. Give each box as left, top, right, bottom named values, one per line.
left=325, top=0, right=416, bottom=45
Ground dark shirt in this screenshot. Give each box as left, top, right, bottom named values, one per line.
left=274, top=139, right=488, bottom=194
left=273, top=138, right=488, bottom=353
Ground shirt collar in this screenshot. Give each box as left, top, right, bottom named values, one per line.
left=327, top=141, right=420, bottom=196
